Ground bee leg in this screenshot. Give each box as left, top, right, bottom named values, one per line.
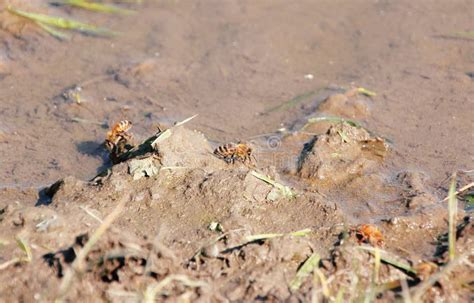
left=251, top=154, right=257, bottom=164
left=244, top=155, right=255, bottom=168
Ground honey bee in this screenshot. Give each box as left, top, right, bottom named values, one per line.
left=214, top=142, right=255, bottom=165
left=414, top=261, right=438, bottom=280
left=105, top=120, right=133, bottom=150
left=351, top=224, right=385, bottom=247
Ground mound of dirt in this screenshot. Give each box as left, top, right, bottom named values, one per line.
left=0, top=125, right=348, bottom=301
left=0, top=115, right=470, bottom=302
left=297, top=122, right=388, bottom=186
left=317, top=90, right=371, bottom=120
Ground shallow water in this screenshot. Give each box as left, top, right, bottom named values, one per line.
left=0, top=0, right=472, bottom=190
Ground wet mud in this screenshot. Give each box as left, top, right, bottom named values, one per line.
left=0, top=1, right=473, bottom=302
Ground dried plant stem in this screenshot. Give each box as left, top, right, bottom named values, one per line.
left=56, top=197, right=127, bottom=301
left=447, top=174, right=457, bottom=261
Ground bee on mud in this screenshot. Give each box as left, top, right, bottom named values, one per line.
left=105, top=120, right=132, bottom=149
left=105, top=120, right=134, bottom=162
left=351, top=224, right=385, bottom=247
left=214, top=142, right=255, bottom=165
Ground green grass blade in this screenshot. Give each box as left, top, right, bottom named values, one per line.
left=356, top=87, right=377, bottom=97
left=265, top=90, right=318, bottom=113
left=63, top=0, right=136, bottom=15
left=36, top=22, right=70, bottom=40
left=16, top=237, right=32, bottom=262
left=7, top=5, right=116, bottom=36
left=290, top=253, right=320, bottom=290
left=357, top=246, right=417, bottom=276
left=288, top=228, right=312, bottom=237
left=448, top=174, right=458, bottom=261
left=450, top=31, right=474, bottom=40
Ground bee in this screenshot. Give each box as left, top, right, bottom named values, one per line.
left=105, top=120, right=133, bottom=151
left=214, top=142, right=255, bottom=165
left=414, top=261, right=438, bottom=280
left=351, top=224, right=384, bottom=247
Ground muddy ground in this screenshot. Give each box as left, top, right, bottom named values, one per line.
left=0, top=0, right=473, bottom=302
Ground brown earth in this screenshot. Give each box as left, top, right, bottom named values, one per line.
left=0, top=0, right=473, bottom=302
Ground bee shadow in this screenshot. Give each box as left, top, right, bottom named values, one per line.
left=36, top=141, right=111, bottom=206
left=76, top=140, right=112, bottom=174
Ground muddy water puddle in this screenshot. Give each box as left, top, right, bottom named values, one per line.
left=0, top=0, right=473, bottom=302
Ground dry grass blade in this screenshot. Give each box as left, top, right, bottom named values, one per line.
left=290, top=253, right=320, bottom=291
left=79, top=206, right=103, bottom=223
left=70, top=117, right=108, bottom=127
left=174, top=114, right=198, bottom=127
left=301, top=115, right=362, bottom=131
left=143, top=274, right=208, bottom=303
left=151, top=114, right=198, bottom=146
left=400, top=278, right=413, bottom=303
left=373, top=247, right=381, bottom=283
left=365, top=247, right=381, bottom=303
left=62, top=0, right=135, bottom=15
left=447, top=174, right=457, bottom=261
left=411, top=251, right=472, bottom=302
left=0, top=237, right=32, bottom=270
left=314, top=267, right=330, bottom=298
left=245, top=228, right=312, bottom=243
left=251, top=171, right=296, bottom=199
left=7, top=5, right=115, bottom=36
left=0, top=257, right=21, bottom=271
left=357, top=246, right=417, bottom=276
left=441, top=181, right=474, bottom=202
left=56, top=197, right=127, bottom=301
